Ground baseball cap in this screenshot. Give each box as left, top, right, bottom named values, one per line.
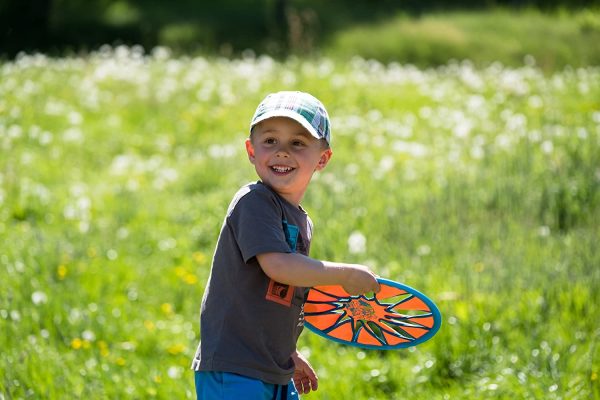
left=250, top=91, right=331, bottom=145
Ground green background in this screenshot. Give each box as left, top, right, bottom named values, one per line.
left=1, top=1, right=599, bottom=399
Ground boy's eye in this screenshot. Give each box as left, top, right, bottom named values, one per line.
left=292, top=140, right=306, bottom=147
left=264, top=138, right=277, bottom=144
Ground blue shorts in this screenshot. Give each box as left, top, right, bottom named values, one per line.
left=194, top=371, right=300, bottom=400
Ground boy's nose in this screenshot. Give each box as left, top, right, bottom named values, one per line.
left=275, top=147, right=290, bottom=157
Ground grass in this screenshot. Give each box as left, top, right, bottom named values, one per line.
left=5, top=5, right=600, bottom=74
left=322, top=8, right=600, bottom=71
left=0, top=48, right=599, bottom=399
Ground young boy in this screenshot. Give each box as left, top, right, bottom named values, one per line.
left=191, top=91, right=380, bottom=399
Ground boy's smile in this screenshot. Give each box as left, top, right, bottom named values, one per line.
left=246, top=117, right=332, bottom=206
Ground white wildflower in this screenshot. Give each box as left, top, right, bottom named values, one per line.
left=348, top=231, right=367, bottom=254
left=31, top=291, right=48, bottom=305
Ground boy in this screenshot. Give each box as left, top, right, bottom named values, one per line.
left=191, top=91, right=380, bottom=399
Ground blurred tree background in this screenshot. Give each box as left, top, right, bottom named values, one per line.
left=1, top=0, right=599, bottom=63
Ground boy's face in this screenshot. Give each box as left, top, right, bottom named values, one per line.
left=246, top=117, right=332, bottom=206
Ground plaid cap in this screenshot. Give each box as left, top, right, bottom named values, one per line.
left=250, top=91, right=331, bottom=145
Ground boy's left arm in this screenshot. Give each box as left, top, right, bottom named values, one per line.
left=292, top=349, right=318, bottom=395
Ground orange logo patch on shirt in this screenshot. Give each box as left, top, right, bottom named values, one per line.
left=266, top=279, right=294, bottom=306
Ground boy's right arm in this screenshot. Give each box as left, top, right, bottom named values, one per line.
left=256, top=252, right=380, bottom=295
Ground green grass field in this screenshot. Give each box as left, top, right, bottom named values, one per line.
left=1, top=48, right=599, bottom=399
left=321, top=8, right=600, bottom=72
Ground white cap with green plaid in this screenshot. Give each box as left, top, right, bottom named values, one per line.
left=250, top=91, right=331, bottom=145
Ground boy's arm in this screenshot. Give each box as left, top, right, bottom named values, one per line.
left=256, top=252, right=380, bottom=295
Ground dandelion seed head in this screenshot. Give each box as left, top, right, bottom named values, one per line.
left=168, top=366, right=183, bottom=379
left=347, top=231, right=367, bottom=254
left=208, top=143, right=237, bottom=159
left=63, top=127, right=83, bottom=143
left=82, top=330, right=96, bottom=342
left=538, top=226, right=551, bottom=237
left=392, top=141, right=428, bottom=158
left=10, top=310, right=20, bottom=321
left=68, top=111, right=83, bottom=125
left=31, top=291, right=48, bottom=305
left=107, top=249, right=118, bottom=260
left=417, top=245, right=431, bottom=256
left=541, top=140, right=554, bottom=154
left=528, top=95, right=543, bottom=108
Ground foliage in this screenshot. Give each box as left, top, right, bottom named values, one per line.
left=322, top=8, right=600, bottom=72
left=1, top=2, right=600, bottom=73
left=0, top=48, right=599, bottom=399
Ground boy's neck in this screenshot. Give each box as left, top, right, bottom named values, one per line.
left=259, top=181, right=305, bottom=209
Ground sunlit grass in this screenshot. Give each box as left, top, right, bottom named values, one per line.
left=1, top=47, right=599, bottom=399
left=324, top=8, right=600, bottom=71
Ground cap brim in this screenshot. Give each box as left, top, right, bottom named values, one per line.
left=250, top=110, right=322, bottom=141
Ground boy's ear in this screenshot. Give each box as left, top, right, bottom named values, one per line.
left=315, top=149, right=332, bottom=171
left=245, top=138, right=256, bottom=164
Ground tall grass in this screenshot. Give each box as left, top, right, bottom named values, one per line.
left=1, top=48, right=599, bottom=399
left=323, top=8, right=600, bottom=71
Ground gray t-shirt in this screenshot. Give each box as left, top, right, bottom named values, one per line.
left=191, top=181, right=312, bottom=384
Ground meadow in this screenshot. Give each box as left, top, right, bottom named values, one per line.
left=321, top=8, right=600, bottom=72
left=0, top=47, right=599, bottom=399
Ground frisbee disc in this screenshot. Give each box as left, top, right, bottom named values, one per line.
left=304, top=278, right=441, bottom=350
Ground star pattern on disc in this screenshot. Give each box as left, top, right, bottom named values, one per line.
left=304, top=283, right=438, bottom=349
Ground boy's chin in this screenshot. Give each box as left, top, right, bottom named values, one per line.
left=261, top=180, right=291, bottom=194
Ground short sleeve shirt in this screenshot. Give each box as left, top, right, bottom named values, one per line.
left=192, top=182, right=312, bottom=385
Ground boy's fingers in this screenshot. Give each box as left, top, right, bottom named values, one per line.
left=293, top=377, right=303, bottom=394
left=306, top=370, right=318, bottom=391
left=293, top=372, right=317, bottom=394
left=296, top=378, right=309, bottom=394
left=373, top=279, right=381, bottom=293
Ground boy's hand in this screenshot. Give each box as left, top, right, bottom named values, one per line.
left=342, top=264, right=380, bottom=296
left=292, top=350, right=318, bottom=395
